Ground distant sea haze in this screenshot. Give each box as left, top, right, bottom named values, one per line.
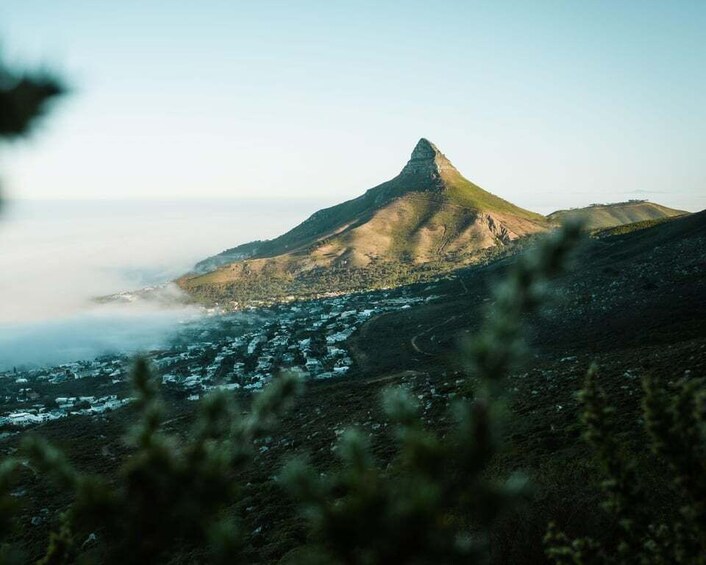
left=0, top=198, right=330, bottom=368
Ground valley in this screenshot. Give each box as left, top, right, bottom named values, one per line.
left=2, top=210, right=704, bottom=561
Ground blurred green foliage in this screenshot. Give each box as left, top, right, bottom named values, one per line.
left=0, top=53, right=64, bottom=215
left=24, top=359, right=301, bottom=564
left=0, top=56, right=64, bottom=141
left=545, top=367, right=706, bottom=564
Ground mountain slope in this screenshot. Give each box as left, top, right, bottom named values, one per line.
left=548, top=200, right=687, bottom=230
left=350, top=208, right=706, bottom=376
left=178, top=139, right=549, bottom=304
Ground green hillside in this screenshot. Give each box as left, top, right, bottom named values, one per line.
left=548, top=200, right=687, bottom=230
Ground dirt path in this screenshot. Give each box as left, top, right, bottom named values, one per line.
left=410, top=314, right=463, bottom=356
left=410, top=276, right=470, bottom=356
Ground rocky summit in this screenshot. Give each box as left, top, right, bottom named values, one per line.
left=399, top=138, right=458, bottom=177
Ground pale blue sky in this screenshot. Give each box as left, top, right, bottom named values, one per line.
left=1, top=0, right=704, bottom=213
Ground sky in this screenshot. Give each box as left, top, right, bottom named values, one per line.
left=0, top=198, right=325, bottom=367
left=0, top=198, right=325, bottom=322
left=1, top=0, right=705, bottom=213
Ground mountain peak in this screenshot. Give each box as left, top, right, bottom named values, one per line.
left=401, top=138, right=458, bottom=176
left=183, top=137, right=549, bottom=284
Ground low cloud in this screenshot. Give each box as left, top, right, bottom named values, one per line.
left=0, top=198, right=325, bottom=369
left=0, top=302, right=202, bottom=370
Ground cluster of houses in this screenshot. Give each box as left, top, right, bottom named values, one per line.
left=0, top=395, right=130, bottom=427
left=0, top=289, right=432, bottom=429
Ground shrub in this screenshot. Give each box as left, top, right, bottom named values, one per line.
left=545, top=367, right=706, bottom=564
left=24, top=359, right=301, bottom=564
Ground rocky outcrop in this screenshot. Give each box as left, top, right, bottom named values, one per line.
left=484, top=214, right=512, bottom=244
left=400, top=138, right=458, bottom=177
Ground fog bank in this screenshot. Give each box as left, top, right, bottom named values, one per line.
left=0, top=303, right=202, bottom=369
left=0, top=198, right=328, bottom=369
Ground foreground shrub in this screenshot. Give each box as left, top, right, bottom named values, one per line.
left=25, top=360, right=300, bottom=564
left=0, top=54, right=64, bottom=141
left=545, top=367, right=706, bottom=564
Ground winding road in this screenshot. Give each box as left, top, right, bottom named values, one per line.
left=409, top=276, right=471, bottom=357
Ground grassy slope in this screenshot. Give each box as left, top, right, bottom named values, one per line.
left=342, top=210, right=706, bottom=562
left=591, top=216, right=674, bottom=237
left=548, top=201, right=688, bottom=230
left=441, top=167, right=546, bottom=221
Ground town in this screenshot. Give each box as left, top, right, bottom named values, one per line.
left=0, top=286, right=438, bottom=431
